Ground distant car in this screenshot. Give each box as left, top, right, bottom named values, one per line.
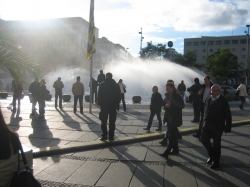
left=220, top=86, right=236, bottom=101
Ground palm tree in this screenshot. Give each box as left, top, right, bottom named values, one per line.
left=0, top=29, right=39, bottom=83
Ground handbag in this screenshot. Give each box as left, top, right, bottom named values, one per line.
left=245, top=97, right=249, bottom=104
left=235, top=89, right=240, bottom=96
left=123, top=87, right=126, bottom=93
left=11, top=140, right=41, bottom=187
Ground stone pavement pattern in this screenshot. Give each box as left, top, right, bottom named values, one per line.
left=1, top=96, right=250, bottom=186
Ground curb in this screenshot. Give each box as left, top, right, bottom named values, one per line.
left=32, top=119, right=250, bottom=158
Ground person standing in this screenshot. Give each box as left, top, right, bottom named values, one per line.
left=72, top=76, right=84, bottom=114
left=143, top=86, right=163, bottom=131
left=11, top=80, right=23, bottom=112
left=98, top=73, right=121, bottom=141
left=89, top=77, right=98, bottom=103
left=177, top=80, right=186, bottom=100
left=192, top=75, right=213, bottom=139
left=97, top=70, right=105, bottom=85
left=187, top=78, right=202, bottom=123
left=237, top=81, right=248, bottom=110
left=38, top=79, right=47, bottom=119
left=159, top=83, right=185, bottom=158
left=201, top=85, right=232, bottom=169
left=53, top=77, right=64, bottom=109
left=117, top=79, right=127, bottom=112
left=29, top=77, right=40, bottom=115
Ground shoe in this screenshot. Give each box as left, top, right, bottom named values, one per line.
left=109, top=137, right=115, bottom=141
left=80, top=111, right=83, bottom=114
left=192, top=133, right=200, bottom=139
left=159, top=153, right=168, bottom=159
left=169, top=150, right=179, bottom=155
left=143, top=127, right=150, bottom=130
left=100, top=136, right=107, bottom=141
left=155, top=128, right=162, bottom=131
left=210, top=162, right=220, bottom=169
left=207, top=157, right=213, bottom=165
left=159, top=139, right=168, bottom=145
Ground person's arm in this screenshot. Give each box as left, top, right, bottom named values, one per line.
left=122, top=83, right=126, bottom=88
left=72, top=84, right=74, bottom=95
left=61, top=82, right=64, bottom=88
left=223, top=98, right=232, bottom=133
left=82, top=84, right=85, bottom=95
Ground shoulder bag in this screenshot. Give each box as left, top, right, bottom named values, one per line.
left=11, top=140, right=41, bottom=187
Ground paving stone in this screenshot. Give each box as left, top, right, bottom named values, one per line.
left=192, top=165, right=232, bottom=187
left=39, top=140, right=70, bottom=148
left=72, top=149, right=103, bottom=158
left=221, top=168, right=250, bottom=187
left=33, top=156, right=60, bottom=176
left=23, top=138, right=54, bottom=149
left=170, top=148, right=197, bottom=163
left=120, top=146, right=147, bottom=161
left=130, top=164, right=164, bottom=187
left=62, top=131, right=89, bottom=141
left=189, top=148, right=209, bottom=164
left=76, top=131, right=102, bottom=142
left=65, top=161, right=110, bottom=185
left=121, top=126, right=139, bottom=134
left=35, top=158, right=84, bottom=182
left=95, top=145, right=127, bottom=160
left=96, top=162, right=136, bottom=187
left=132, top=120, right=145, bottom=126
left=164, top=165, right=197, bottom=187
left=119, top=120, right=134, bottom=126
left=221, top=147, right=250, bottom=164
left=145, top=147, right=168, bottom=162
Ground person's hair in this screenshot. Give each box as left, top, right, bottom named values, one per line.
left=106, top=72, right=112, bottom=79
left=40, top=79, right=46, bottom=84
left=194, top=78, right=199, bottom=83
left=241, top=81, right=245, bottom=84
left=181, top=80, right=184, bottom=83
left=166, top=82, right=175, bottom=89
left=205, top=75, right=210, bottom=80
left=58, top=77, right=61, bottom=80
left=167, top=79, right=174, bottom=84
left=77, top=76, right=80, bottom=81
left=100, top=70, right=103, bottom=73
left=0, top=108, right=19, bottom=159
left=153, top=86, right=158, bottom=92
left=118, top=79, right=122, bottom=83
left=35, top=77, right=39, bottom=81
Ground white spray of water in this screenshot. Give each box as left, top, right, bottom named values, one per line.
left=44, top=59, right=205, bottom=103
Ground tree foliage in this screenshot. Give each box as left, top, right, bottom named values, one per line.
left=206, top=48, right=243, bottom=84
left=140, top=42, right=169, bottom=59
left=0, top=29, right=38, bottom=83
left=174, top=50, right=198, bottom=67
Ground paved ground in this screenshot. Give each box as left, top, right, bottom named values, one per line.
left=1, top=96, right=250, bottom=187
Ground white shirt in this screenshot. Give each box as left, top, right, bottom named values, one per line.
left=118, top=83, right=126, bottom=94
left=203, top=86, right=211, bottom=103
left=238, top=84, right=248, bottom=97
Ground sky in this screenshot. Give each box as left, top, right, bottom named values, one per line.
left=0, top=0, right=250, bottom=57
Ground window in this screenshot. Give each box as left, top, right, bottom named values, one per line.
left=193, top=42, right=199, bottom=46
left=186, top=42, right=192, bottom=46
left=242, top=48, right=246, bottom=51
left=210, top=49, right=213, bottom=52
left=200, top=41, right=207, bottom=46
left=216, top=41, right=222, bottom=45
left=208, top=41, right=214, bottom=45
left=240, top=39, right=247, bottom=44
left=232, top=40, right=238, bottom=44
left=224, top=40, right=230, bottom=45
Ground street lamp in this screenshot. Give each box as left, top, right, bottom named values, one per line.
left=246, top=25, right=250, bottom=85
left=138, top=28, right=144, bottom=54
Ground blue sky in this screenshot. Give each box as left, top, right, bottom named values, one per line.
left=0, top=0, right=249, bottom=56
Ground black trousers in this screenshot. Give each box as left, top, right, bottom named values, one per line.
left=74, top=95, right=83, bottom=113
left=100, top=105, right=117, bottom=138
left=147, top=110, right=162, bottom=129
left=31, top=96, right=39, bottom=114
left=120, top=93, right=126, bottom=111
left=192, top=102, right=200, bottom=121
left=163, top=126, right=179, bottom=154
left=201, top=126, right=223, bottom=163
left=38, top=99, right=45, bottom=115
left=55, top=92, right=62, bottom=107
left=13, top=95, right=21, bottom=110
left=91, top=89, right=97, bottom=103
left=196, top=102, right=205, bottom=135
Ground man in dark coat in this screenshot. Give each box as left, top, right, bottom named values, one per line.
left=98, top=72, right=121, bottom=141
left=201, top=85, right=232, bottom=169
left=97, top=70, right=105, bottom=85
left=177, top=80, right=186, bottom=100
left=89, top=77, right=98, bottom=103
left=159, top=83, right=185, bottom=158
left=187, top=78, right=202, bottom=123
left=143, top=86, right=163, bottom=131
left=29, top=77, right=40, bottom=115
left=193, top=75, right=213, bottom=138
left=53, top=77, right=64, bottom=109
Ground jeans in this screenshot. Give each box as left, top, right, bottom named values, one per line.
left=31, top=96, right=39, bottom=114
left=192, top=102, right=200, bottom=121
left=74, top=95, right=83, bottom=113
left=147, top=110, right=162, bottom=129
left=38, top=99, right=45, bottom=115
left=13, top=95, right=20, bottom=110
left=239, top=96, right=245, bottom=109
left=120, top=93, right=126, bottom=111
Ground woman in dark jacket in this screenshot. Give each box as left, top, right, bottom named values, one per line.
left=0, top=107, right=19, bottom=186
left=160, top=83, right=185, bottom=158
left=143, top=86, right=163, bottom=131
left=38, top=79, right=47, bottom=119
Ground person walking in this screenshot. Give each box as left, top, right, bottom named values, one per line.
left=72, top=76, right=84, bottom=114
left=89, top=77, right=98, bottom=103
left=201, top=85, right=232, bottom=169
left=159, top=83, right=185, bottom=158
left=117, top=79, right=127, bottom=112
left=192, top=75, right=213, bottom=139
left=143, top=86, right=163, bottom=131
left=177, top=80, right=186, bottom=101
left=0, top=108, right=19, bottom=187
left=187, top=78, right=202, bottom=123
left=53, top=77, right=64, bottom=109
left=237, top=81, right=248, bottom=110
left=98, top=73, right=121, bottom=141
left=29, top=77, right=40, bottom=115
left=38, top=79, right=47, bottom=119
left=11, top=80, right=23, bottom=112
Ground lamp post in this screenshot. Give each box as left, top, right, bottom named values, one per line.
left=138, top=28, right=144, bottom=54
left=246, top=25, right=250, bottom=85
